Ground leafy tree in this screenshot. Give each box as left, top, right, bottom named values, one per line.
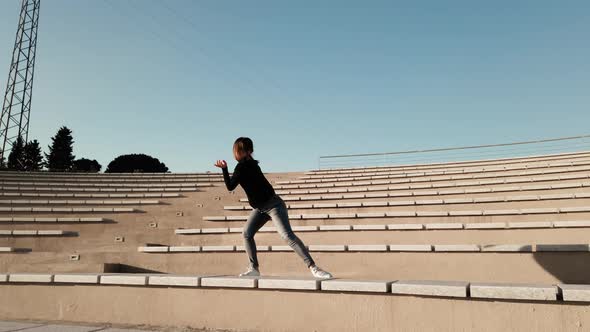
left=22, top=140, right=43, bottom=171
left=7, top=136, right=25, bottom=170
left=106, top=153, right=168, bottom=173
left=0, top=152, right=7, bottom=170
left=45, top=126, right=75, bottom=172
left=73, top=158, right=102, bottom=173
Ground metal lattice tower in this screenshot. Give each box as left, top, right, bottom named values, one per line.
left=0, top=0, right=41, bottom=161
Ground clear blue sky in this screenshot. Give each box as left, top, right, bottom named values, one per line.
left=0, top=0, right=589, bottom=172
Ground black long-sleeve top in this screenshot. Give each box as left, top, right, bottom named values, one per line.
left=222, top=158, right=276, bottom=209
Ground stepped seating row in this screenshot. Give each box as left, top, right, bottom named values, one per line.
left=2, top=272, right=590, bottom=302
left=0, top=170, right=221, bottom=177
left=0, top=217, right=107, bottom=223
left=176, top=220, right=590, bottom=235
left=0, top=186, right=201, bottom=193
left=229, top=192, right=590, bottom=210
left=271, top=178, right=589, bottom=198
left=138, top=243, right=590, bottom=253
left=0, top=207, right=138, bottom=213
left=0, top=230, right=73, bottom=236
left=0, top=181, right=212, bottom=188
left=287, top=159, right=590, bottom=183
left=0, top=177, right=221, bottom=184
left=0, top=199, right=161, bottom=205
left=276, top=167, right=590, bottom=190
left=204, top=206, right=590, bottom=221
left=0, top=192, right=182, bottom=198
left=0, top=248, right=30, bottom=252
left=307, top=151, right=590, bottom=175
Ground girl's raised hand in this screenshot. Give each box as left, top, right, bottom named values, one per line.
left=214, top=160, right=227, bottom=168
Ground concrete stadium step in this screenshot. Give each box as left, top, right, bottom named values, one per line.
left=0, top=217, right=108, bottom=223
left=0, top=230, right=75, bottom=236
left=203, top=206, right=590, bottom=221
left=0, top=170, right=222, bottom=178
left=275, top=167, right=590, bottom=190
left=118, top=248, right=590, bottom=284
left=301, top=156, right=590, bottom=181
left=270, top=178, right=590, bottom=199
left=0, top=207, right=140, bottom=213
left=2, top=272, right=589, bottom=303
left=177, top=220, right=590, bottom=235
left=0, top=175, right=223, bottom=183
left=138, top=243, right=590, bottom=253
left=0, top=247, right=30, bottom=254
left=0, top=192, right=182, bottom=198
left=306, top=151, right=590, bottom=175
left=283, top=159, right=590, bottom=184
left=228, top=192, right=590, bottom=210
left=0, top=199, right=162, bottom=206
left=0, top=181, right=212, bottom=188
left=0, top=186, right=202, bottom=193
left=171, top=226, right=590, bottom=248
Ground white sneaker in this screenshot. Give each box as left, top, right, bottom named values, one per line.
left=310, top=265, right=332, bottom=279
left=239, top=266, right=260, bottom=277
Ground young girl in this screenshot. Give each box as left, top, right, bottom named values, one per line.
left=214, top=137, right=333, bottom=279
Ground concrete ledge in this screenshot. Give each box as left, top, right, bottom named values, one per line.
left=434, top=245, right=480, bottom=252
left=201, top=245, right=235, bottom=252
left=200, top=227, right=229, bottom=234
left=328, top=213, right=358, bottom=219
left=481, top=244, right=533, bottom=252
left=424, top=223, right=463, bottom=230
left=389, top=245, right=432, bottom=252
left=536, top=244, right=590, bottom=252
left=308, top=245, right=346, bottom=252
left=9, top=273, right=53, bottom=283
left=558, top=284, right=590, bottom=302
left=470, top=283, right=557, bottom=301
left=100, top=274, right=148, bottom=286
left=236, top=245, right=270, bottom=252
left=201, top=276, right=257, bottom=288
left=0, top=274, right=6, bottom=282
left=169, top=246, right=201, bottom=252
left=321, top=279, right=392, bottom=293
left=318, top=225, right=351, bottom=231
left=175, top=229, right=201, bottom=235
left=258, top=277, right=320, bottom=290
left=291, top=225, right=318, bottom=232
left=464, top=223, right=506, bottom=230
left=387, top=224, right=423, bottom=230
left=552, top=221, right=590, bottom=228
left=391, top=280, right=468, bottom=298
left=148, top=275, right=201, bottom=287
left=352, top=224, right=387, bottom=230
left=138, top=246, right=169, bottom=253
left=508, top=222, right=553, bottom=229
left=347, top=245, right=388, bottom=252
left=54, top=274, right=99, bottom=284
left=0, top=247, right=15, bottom=252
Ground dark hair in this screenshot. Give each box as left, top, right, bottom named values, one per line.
left=233, top=137, right=254, bottom=156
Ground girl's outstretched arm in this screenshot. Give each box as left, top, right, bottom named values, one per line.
left=215, top=159, right=241, bottom=191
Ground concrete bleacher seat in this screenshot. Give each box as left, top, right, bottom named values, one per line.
left=0, top=230, right=74, bottom=236
left=1, top=271, right=589, bottom=302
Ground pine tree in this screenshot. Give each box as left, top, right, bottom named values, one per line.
left=45, top=126, right=75, bottom=172
left=7, top=136, right=25, bottom=170
left=22, top=140, right=43, bottom=171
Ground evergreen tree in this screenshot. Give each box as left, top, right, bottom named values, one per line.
left=22, top=140, right=43, bottom=171
left=45, top=126, right=75, bottom=172
left=6, top=136, right=25, bottom=170
left=106, top=154, right=168, bottom=173
left=73, top=158, right=102, bottom=173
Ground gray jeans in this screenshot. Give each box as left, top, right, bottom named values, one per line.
left=242, top=194, right=315, bottom=269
